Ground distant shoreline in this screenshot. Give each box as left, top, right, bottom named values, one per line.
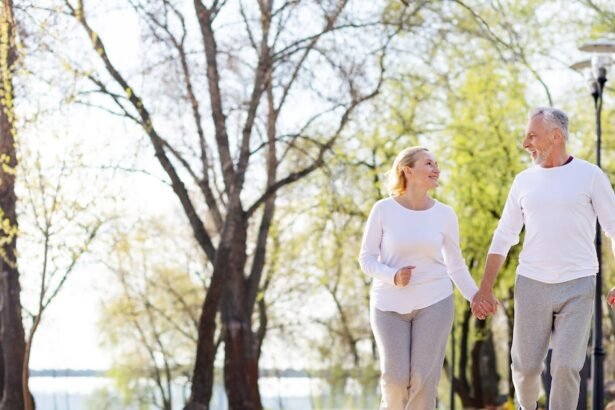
left=30, top=369, right=105, bottom=377
left=30, top=369, right=318, bottom=378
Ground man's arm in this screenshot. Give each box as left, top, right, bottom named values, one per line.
left=471, top=254, right=505, bottom=319
left=473, top=177, right=524, bottom=320
left=590, top=169, right=615, bottom=305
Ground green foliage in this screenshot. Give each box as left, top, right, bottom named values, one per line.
left=442, top=57, right=528, bottom=294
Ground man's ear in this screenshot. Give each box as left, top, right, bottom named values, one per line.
left=551, top=128, right=563, bottom=143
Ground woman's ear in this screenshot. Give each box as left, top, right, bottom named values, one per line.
left=402, top=165, right=412, bottom=178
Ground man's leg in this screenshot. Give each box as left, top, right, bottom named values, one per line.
left=511, top=275, right=553, bottom=410
left=406, top=295, right=454, bottom=410
left=549, top=276, right=594, bottom=410
left=371, top=306, right=412, bottom=410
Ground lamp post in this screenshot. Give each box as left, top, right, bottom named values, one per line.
left=450, top=323, right=455, bottom=410
left=573, top=38, right=615, bottom=410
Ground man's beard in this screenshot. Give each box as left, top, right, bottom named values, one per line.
left=531, top=148, right=551, bottom=165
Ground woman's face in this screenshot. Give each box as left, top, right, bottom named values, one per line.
left=403, top=151, right=440, bottom=190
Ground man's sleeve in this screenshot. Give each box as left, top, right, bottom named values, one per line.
left=488, top=178, right=524, bottom=257
left=591, top=168, right=615, bottom=256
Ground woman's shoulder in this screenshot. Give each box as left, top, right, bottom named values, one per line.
left=372, top=197, right=395, bottom=209
left=433, top=199, right=454, bottom=212
left=433, top=200, right=459, bottom=220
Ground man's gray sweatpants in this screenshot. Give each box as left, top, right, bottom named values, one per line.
left=370, top=295, right=454, bottom=410
left=512, top=275, right=594, bottom=410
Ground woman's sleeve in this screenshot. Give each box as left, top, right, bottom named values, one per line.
left=442, top=208, right=479, bottom=301
left=358, top=203, right=398, bottom=285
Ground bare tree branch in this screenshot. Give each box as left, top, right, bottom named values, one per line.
left=66, top=0, right=217, bottom=262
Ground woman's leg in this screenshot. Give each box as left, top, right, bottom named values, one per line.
left=371, top=306, right=412, bottom=410
left=407, top=296, right=454, bottom=410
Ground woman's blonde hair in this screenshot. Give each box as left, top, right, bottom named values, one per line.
left=386, top=146, right=429, bottom=196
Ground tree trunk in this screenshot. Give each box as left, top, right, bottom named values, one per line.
left=220, top=217, right=262, bottom=410
left=455, top=307, right=475, bottom=405
left=0, top=1, right=30, bottom=408
left=506, top=288, right=515, bottom=400
left=471, top=319, right=500, bottom=407
left=184, top=257, right=226, bottom=410
left=0, top=343, right=4, bottom=394
left=454, top=308, right=500, bottom=407
left=185, top=209, right=248, bottom=410
left=0, top=269, right=26, bottom=410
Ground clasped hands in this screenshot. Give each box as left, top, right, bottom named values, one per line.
left=471, top=287, right=498, bottom=320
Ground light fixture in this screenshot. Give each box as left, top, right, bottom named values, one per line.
left=572, top=37, right=615, bottom=410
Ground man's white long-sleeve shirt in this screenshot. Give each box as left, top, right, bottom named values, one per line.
left=489, top=158, right=615, bottom=283
left=358, top=198, right=478, bottom=314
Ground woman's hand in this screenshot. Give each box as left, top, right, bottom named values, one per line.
left=608, top=287, right=615, bottom=310
left=394, top=266, right=415, bottom=287
left=471, top=286, right=498, bottom=320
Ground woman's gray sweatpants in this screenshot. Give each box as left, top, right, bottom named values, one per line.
left=512, top=275, right=594, bottom=410
left=370, top=295, right=454, bottom=410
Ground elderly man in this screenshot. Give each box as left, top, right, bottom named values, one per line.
left=472, top=107, right=615, bottom=410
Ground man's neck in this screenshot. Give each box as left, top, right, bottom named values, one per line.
left=541, top=151, right=571, bottom=168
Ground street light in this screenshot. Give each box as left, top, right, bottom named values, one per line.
left=573, top=38, right=615, bottom=410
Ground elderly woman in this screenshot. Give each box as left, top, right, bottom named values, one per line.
left=359, top=146, right=481, bottom=410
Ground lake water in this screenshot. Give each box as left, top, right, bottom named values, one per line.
left=30, top=376, right=379, bottom=410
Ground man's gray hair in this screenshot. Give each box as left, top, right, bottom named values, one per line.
left=529, top=107, right=569, bottom=141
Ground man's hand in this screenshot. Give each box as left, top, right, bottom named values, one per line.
left=471, top=254, right=505, bottom=320
left=608, top=287, right=615, bottom=310
left=471, top=287, right=498, bottom=320
left=394, top=266, right=415, bottom=287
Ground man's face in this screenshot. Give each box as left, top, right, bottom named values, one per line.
left=523, top=115, right=555, bottom=166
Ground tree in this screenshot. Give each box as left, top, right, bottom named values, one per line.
left=99, top=218, right=205, bottom=409
left=0, top=1, right=31, bottom=408
left=441, top=58, right=527, bottom=407
left=56, top=0, right=390, bottom=407
left=17, top=139, right=105, bottom=410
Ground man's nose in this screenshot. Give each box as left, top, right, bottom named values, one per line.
left=522, top=137, right=530, bottom=149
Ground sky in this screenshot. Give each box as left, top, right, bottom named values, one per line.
left=24, top=3, right=154, bottom=370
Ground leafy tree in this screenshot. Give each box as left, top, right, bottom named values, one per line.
left=100, top=218, right=205, bottom=409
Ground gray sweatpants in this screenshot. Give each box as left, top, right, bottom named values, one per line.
left=370, top=295, right=454, bottom=410
left=512, top=275, right=594, bottom=410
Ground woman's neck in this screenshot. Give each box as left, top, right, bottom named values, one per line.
left=395, top=187, right=433, bottom=211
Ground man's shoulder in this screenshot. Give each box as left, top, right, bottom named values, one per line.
left=571, top=157, right=601, bottom=172
left=514, top=158, right=600, bottom=179
left=567, top=158, right=605, bottom=182
left=512, top=166, right=538, bottom=183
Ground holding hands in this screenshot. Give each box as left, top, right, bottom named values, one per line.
left=394, top=266, right=415, bottom=287
left=608, top=287, right=615, bottom=310
left=471, top=286, right=499, bottom=320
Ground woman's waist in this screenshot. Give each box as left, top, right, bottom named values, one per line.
left=372, top=271, right=449, bottom=290
left=370, top=280, right=453, bottom=312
